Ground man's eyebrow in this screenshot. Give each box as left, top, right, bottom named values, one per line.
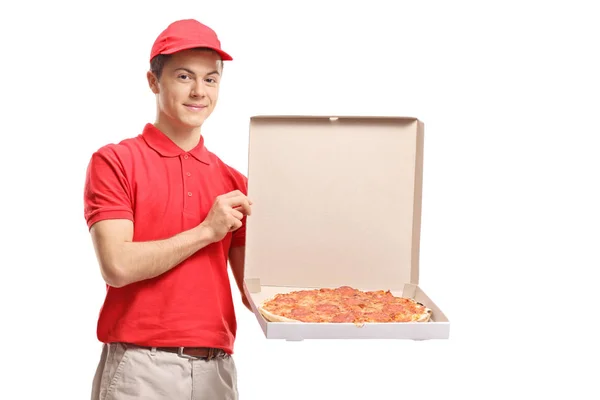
left=175, top=67, right=196, bottom=75
left=174, top=68, right=220, bottom=76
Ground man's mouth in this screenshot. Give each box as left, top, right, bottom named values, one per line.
left=184, top=104, right=207, bottom=111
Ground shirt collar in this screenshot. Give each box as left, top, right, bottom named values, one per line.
left=141, top=123, right=211, bottom=164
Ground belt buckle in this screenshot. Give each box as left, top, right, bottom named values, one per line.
left=177, top=347, right=195, bottom=360
left=206, top=347, right=215, bottom=362
left=177, top=347, right=215, bottom=361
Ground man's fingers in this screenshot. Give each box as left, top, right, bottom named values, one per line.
left=229, top=218, right=243, bottom=231
left=221, top=195, right=245, bottom=205
left=233, top=202, right=252, bottom=216
left=231, top=209, right=244, bottom=220
left=222, top=196, right=252, bottom=215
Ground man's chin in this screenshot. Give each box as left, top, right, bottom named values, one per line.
left=178, top=117, right=206, bottom=129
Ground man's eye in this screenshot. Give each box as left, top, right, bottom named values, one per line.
left=179, top=74, right=190, bottom=80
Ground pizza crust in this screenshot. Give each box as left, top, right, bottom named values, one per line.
left=258, top=306, right=301, bottom=322
left=416, top=308, right=432, bottom=322
left=258, top=294, right=300, bottom=322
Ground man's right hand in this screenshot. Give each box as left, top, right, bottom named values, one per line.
left=89, top=190, right=252, bottom=287
left=200, top=190, right=252, bottom=243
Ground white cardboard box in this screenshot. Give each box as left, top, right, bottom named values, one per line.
left=242, top=115, right=450, bottom=341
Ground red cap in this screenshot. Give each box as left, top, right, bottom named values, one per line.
left=150, top=19, right=233, bottom=62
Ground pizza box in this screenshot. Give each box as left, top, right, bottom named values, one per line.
left=242, top=115, right=450, bottom=341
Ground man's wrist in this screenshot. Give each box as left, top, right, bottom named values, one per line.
left=195, top=223, right=216, bottom=246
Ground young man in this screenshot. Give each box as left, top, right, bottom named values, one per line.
left=84, top=19, right=252, bottom=400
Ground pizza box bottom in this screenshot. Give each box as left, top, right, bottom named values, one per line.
left=243, top=281, right=450, bottom=341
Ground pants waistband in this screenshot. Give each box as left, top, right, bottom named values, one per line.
left=124, top=343, right=229, bottom=361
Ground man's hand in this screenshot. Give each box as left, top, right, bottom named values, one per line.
left=201, top=190, right=252, bottom=243
left=241, top=293, right=252, bottom=311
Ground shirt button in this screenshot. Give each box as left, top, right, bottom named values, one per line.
left=184, top=154, right=189, bottom=159
left=186, top=172, right=191, bottom=177
left=187, top=192, right=192, bottom=197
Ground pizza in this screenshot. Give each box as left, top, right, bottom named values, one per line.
left=258, top=286, right=432, bottom=325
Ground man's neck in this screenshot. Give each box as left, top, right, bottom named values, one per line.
left=154, top=117, right=202, bottom=152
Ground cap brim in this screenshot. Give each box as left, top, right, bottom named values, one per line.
left=158, top=43, right=233, bottom=61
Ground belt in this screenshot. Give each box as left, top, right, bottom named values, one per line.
left=126, top=344, right=228, bottom=361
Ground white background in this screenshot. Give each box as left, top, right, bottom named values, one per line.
left=1, top=1, right=599, bottom=399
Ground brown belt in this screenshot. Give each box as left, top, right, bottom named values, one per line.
left=126, top=344, right=228, bottom=361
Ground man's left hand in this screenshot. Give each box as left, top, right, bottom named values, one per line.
left=242, top=294, right=252, bottom=311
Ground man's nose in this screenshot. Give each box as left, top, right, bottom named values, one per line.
left=190, top=81, right=207, bottom=98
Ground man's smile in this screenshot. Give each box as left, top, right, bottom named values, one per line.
left=184, top=104, right=207, bottom=111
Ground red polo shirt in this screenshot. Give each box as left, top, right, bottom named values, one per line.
left=83, top=123, right=247, bottom=354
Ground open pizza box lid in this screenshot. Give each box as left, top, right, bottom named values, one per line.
left=242, top=115, right=450, bottom=340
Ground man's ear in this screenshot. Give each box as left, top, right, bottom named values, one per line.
left=147, top=71, right=159, bottom=94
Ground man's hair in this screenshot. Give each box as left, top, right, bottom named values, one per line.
left=150, top=47, right=223, bottom=80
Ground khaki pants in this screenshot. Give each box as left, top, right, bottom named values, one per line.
left=91, top=343, right=238, bottom=400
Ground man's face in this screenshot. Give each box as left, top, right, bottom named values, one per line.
left=148, top=49, right=222, bottom=129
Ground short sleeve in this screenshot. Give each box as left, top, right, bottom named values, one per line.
left=230, top=172, right=248, bottom=248
left=231, top=215, right=247, bottom=247
left=84, top=147, right=134, bottom=229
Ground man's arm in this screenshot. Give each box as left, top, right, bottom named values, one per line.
left=90, top=219, right=215, bottom=288
left=91, top=190, right=252, bottom=288
left=229, top=246, right=252, bottom=311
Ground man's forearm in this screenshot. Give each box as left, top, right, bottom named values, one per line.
left=229, top=246, right=251, bottom=310
left=111, top=225, right=214, bottom=287
left=228, top=247, right=245, bottom=292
